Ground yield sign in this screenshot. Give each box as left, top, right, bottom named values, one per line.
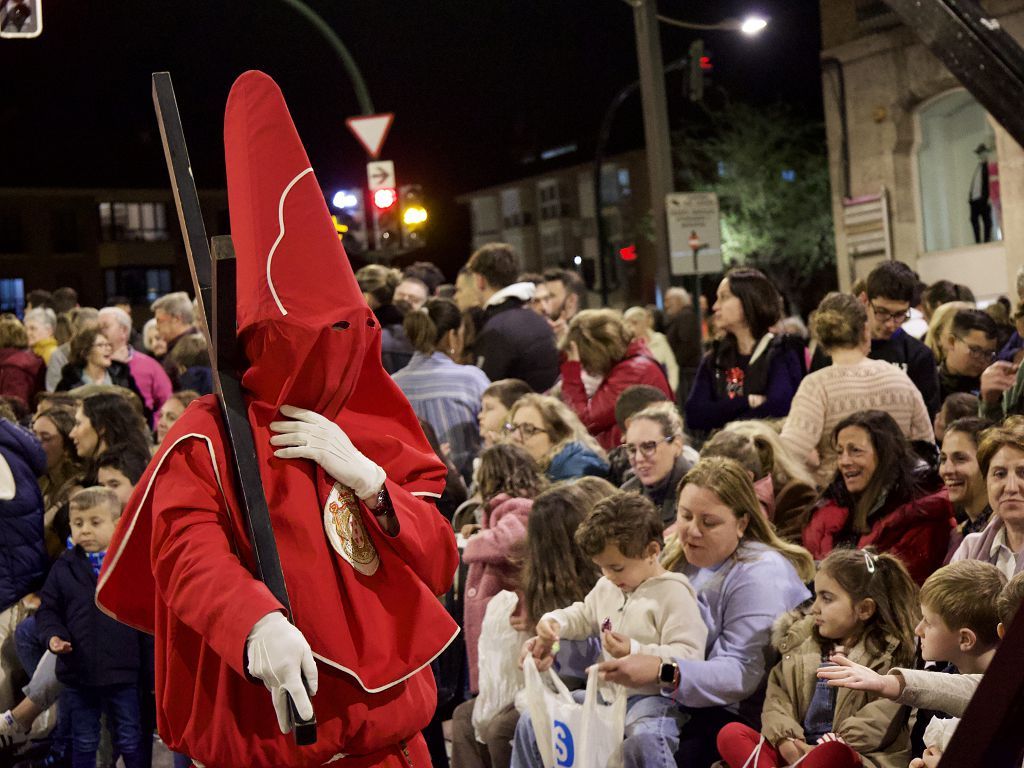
left=346, top=113, right=394, bottom=159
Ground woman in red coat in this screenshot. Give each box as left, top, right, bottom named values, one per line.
left=803, top=409, right=954, bottom=584
left=560, top=309, right=673, bottom=451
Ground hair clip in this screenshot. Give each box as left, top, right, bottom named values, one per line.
left=863, top=550, right=876, bottom=574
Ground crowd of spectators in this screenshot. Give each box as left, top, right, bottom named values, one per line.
left=4, top=248, right=1024, bottom=768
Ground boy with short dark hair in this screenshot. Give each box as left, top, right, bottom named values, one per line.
left=858, top=260, right=941, bottom=418
left=940, top=309, right=1000, bottom=401
left=35, top=487, right=145, bottom=768
left=515, top=492, right=707, bottom=768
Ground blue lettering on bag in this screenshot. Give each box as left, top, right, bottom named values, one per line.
left=554, top=720, right=575, bottom=767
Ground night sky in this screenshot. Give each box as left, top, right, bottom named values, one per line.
left=2, top=0, right=824, bottom=275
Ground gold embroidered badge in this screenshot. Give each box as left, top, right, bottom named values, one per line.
left=323, top=482, right=379, bottom=576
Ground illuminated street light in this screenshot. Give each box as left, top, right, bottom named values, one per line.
left=740, top=16, right=769, bottom=36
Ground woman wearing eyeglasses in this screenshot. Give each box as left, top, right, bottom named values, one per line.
left=503, top=394, right=608, bottom=482
left=781, top=293, right=933, bottom=487
left=620, top=402, right=694, bottom=528
left=936, top=309, right=1000, bottom=403
left=55, top=327, right=142, bottom=398
left=802, top=410, right=953, bottom=585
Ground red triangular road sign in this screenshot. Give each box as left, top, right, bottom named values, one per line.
left=345, top=113, right=394, bottom=159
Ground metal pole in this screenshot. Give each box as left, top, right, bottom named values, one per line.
left=632, top=0, right=675, bottom=304
left=277, top=0, right=375, bottom=115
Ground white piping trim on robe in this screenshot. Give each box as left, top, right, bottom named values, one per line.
left=312, top=622, right=460, bottom=694
left=96, top=430, right=458, bottom=693
left=266, top=166, right=315, bottom=316
left=97, top=432, right=226, bottom=621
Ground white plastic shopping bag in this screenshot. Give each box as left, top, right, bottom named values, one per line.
left=523, top=655, right=626, bottom=768
left=472, top=590, right=528, bottom=742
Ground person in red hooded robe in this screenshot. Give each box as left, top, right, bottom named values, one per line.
left=96, top=71, right=460, bottom=768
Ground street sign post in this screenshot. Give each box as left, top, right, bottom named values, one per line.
left=366, top=160, right=395, bottom=191
left=345, top=113, right=394, bottom=159
left=667, top=192, right=723, bottom=276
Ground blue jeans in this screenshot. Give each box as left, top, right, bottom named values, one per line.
left=14, top=615, right=44, bottom=676
left=511, top=693, right=686, bottom=768
left=63, top=684, right=142, bottom=768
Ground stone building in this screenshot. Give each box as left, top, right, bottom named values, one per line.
left=457, top=149, right=651, bottom=304
left=821, top=0, right=1024, bottom=300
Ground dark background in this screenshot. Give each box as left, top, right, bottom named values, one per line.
left=1, top=0, right=824, bottom=277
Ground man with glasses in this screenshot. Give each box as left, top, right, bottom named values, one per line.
left=858, top=261, right=941, bottom=419
left=939, top=309, right=999, bottom=401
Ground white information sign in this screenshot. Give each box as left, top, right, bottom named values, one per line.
left=666, top=192, right=723, bottom=276
left=366, top=160, right=396, bottom=191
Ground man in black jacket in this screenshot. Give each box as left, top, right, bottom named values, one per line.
left=859, top=261, right=941, bottom=419
left=465, top=243, right=559, bottom=392
left=663, top=286, right=702, bottom=405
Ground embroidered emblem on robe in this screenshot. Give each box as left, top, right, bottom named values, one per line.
left=323, top=482, right=379, bottom=575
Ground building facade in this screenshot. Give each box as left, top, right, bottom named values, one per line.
left=0, top=187, right=227, bottom=315
left=820, top=0, right=1024, bottom=300
left=457, top=149, right=654, bottom=304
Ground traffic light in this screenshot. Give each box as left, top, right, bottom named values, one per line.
left=0, top=0, right=42, bottom=38
left=371, top=186, right=400, bottom=250
left=688, top=38, right=706, bottom=102
left=330, top=188, right=367, bottom=256
left=400, top=184, right=428, bottom=249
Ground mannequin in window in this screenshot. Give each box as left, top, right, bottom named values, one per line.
left=969, top=143, right=993, bottom=243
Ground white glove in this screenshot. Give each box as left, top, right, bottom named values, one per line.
left=269, top=405, right=386, bottom=501
left=246, top=612, right=318, bottom=734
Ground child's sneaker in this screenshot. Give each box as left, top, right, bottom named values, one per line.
left=0, top=709, right=29, bottom=747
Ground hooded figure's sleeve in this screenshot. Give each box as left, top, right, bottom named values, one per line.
left=150, top=437, right=284, bottom=676
left=365, top=479, right=459, bottom=598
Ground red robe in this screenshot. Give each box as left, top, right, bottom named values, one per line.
left=97, top=70, right=460, bottom=767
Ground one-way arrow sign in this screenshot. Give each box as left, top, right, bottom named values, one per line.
left=366, top=160, right=395, bottom=191
left=346, top=113, right=394, bottom=159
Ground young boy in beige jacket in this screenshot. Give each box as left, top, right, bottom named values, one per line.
left=516, top=491, right=706, bottom=768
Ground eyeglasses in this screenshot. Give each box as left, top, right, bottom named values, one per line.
left=955, top=336, right=997, bottom=363
left=91, top=341, right=113, bottom=350
left=623, top=436, right=675, bottom=458
left=869, top=302, right=910, bottom=324
left=503, top=422, right=549, bottom=440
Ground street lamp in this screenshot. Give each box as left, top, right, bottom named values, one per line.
left=626, top=1, right=767, bottom=306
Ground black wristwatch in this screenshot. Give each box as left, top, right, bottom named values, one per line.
left=659, top=659, right=680, bottom=694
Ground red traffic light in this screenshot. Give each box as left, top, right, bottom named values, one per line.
left=372, top=188, right=398, bottom=210
left=619, top=244, right=637, bottom=262
left=699, top=56, right=713, bottom=71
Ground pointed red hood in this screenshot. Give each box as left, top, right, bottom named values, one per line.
left=223, top=69, right=444, bottom=492
left=225, top=69, right=369, bottom=417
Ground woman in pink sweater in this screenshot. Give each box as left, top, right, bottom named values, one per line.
left=782, top=292, right=933, bottom=486
left=461, top=443, right=548, bottom=692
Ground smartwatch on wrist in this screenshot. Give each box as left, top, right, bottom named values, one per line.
left=659, top=659, right=680, bottom=694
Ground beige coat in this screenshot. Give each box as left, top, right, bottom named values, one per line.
left=760, top=613, right=911, bottom=768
